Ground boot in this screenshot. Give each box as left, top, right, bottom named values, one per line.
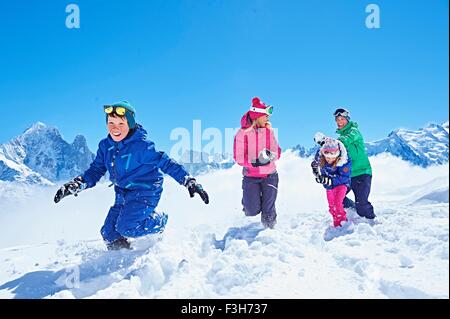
left=106, top=237, right=131, bottom=251
left=343, top=196, right=356, bottom=209
left=261, top=214, right=277, bottom=229
left=333, top=215, right=348, bottom=227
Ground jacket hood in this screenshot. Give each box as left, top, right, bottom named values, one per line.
left=335, top=140, right=349, bottom=167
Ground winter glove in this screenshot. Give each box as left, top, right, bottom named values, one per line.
left=185, top=177, right=209, bottom=204
left=311, top=160, right=320, bottom=177
left=251, top=149, right=276, bottom=167
left=54, top=176, right=86, bottom=203
left=316, top=175, right=332, bottom=187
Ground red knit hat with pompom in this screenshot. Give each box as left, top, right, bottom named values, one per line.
left=248, top=97, right=269, bottom=121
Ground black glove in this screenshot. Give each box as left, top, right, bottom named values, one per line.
left=311, top=161, right=320, bottom=177
left=315, top=175, right=332, bottom=187
left=251, top=149, right=275, bottom=167
left=185, top=178, right=209, bottom=204
left=54, top=176, right=86, bottom=203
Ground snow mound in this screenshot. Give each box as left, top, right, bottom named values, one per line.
left=402, top=177, right=449, bottom=205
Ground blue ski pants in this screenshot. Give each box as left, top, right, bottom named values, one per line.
left=101, top=187, right=168, bottom=243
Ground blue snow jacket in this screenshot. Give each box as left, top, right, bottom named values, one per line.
left=320, top=158, right=352, bottom=190
left=81, top=124, right=190, bottom=194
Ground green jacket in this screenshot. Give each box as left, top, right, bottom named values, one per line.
left=336, top=121, right=372, bottom=177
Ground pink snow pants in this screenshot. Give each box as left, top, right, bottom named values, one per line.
left=326, top=185, right=348, bottom=227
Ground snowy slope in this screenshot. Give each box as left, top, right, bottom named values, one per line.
left=0, top=122, right=94, bottom=183
left=0, top=153, right=448, bottom=299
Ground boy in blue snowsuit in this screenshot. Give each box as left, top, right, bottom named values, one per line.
left=54, top=101, right=209, bottom=250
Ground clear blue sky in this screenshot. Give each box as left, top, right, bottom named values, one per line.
left=0, top=0, right=448, bottom=154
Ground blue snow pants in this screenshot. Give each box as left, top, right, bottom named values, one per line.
left=101, top=187, right=168, bottom=243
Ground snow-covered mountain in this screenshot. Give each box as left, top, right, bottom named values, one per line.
left=292, top=122, right=449, bottom=168
left=0, top=153, right=52, bottom=185
left=366, top=122, right=449, bottom=167
left=1, top=120, right=448, bottom=185
left=178, top=150, right=234, bottom=176
left=0, top=122, right=235, bottom=185
left=0, top=122, right=94, bottom=184
left=291, top=145, right=318, bottom=158
left=443, top=121, right=449, bottom=133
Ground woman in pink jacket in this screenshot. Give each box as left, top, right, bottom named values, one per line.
left=233, top=97, right=281, bottom=228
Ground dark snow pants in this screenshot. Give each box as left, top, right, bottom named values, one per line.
left=101, top=187, right=168, bottom=243
left=350, top=174, right=376, bottom=219
left=242, top=172, right=278, bottom=226
left=343, top=188, right=356, bottom=209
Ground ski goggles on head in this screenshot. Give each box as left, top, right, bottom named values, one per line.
left=104, top=105, right=128, bottom=116
left=249, top=105, right=274, bottom=115
left=333, top=108, right=349, bottom=118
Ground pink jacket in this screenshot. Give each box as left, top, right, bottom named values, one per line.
left=233, top=113, right=281, bottom=178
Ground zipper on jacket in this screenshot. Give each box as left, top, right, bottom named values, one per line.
left=111, top=145, right=120, bottom=185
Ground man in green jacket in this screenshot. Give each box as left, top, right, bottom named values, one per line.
left=334, top=108, right=376, bottom=220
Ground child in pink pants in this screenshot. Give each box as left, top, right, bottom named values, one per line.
left=326, top=185, right=349, bottom=227
left=313, top=137, right=352, bottom=227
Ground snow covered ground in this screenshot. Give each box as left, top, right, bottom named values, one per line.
left=0, top=152, right=448, bottom=299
